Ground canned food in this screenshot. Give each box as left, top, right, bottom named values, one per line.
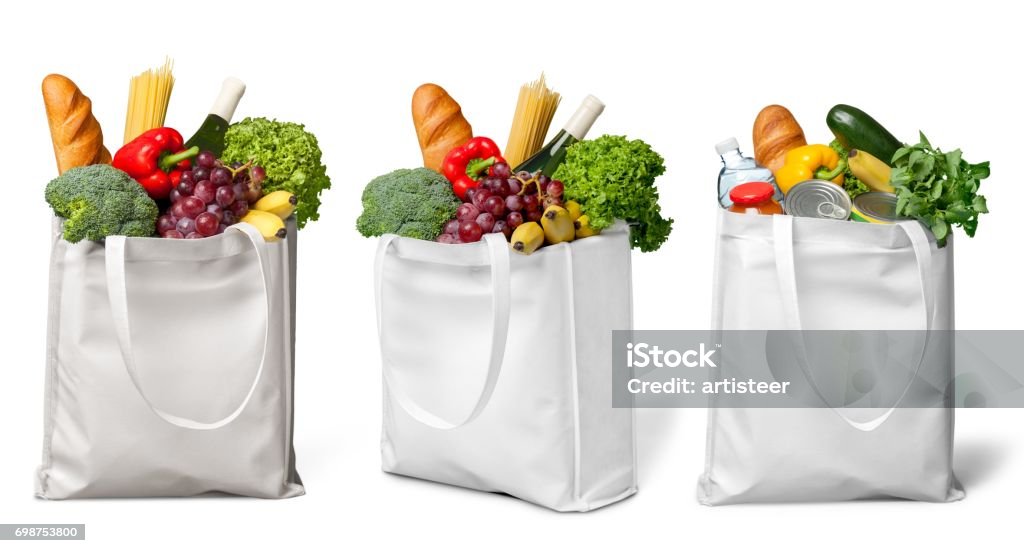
left=783, top=180, right=851, bottom=220
left=851, top=192, right=907, bottom=224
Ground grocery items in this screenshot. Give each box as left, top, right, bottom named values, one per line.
left=42, top=74, right=112, bottom=174
left=727, top=181, right=782, bottom=215
left=826, top=104, right=902, bottom=164
left=847, top=149, right=894, bottom=193
left=554, top=135, right=672, bottom=252
left=827, top=139, right=870, bottom=198
left=356, top=168, right=460, bottom=240
left=241, top=209, right=287, bottom=241
left=504, top=73, right=561, bottom=168
left=716, top=137, right=777, bottom=207
left=890, top=133, right=989, bottom=245
left=514, top=95, right=605, bottom=176
left=782, top=180, right=851, bottom=220
left=221, top=117, right=331, bottom=229
left=731, top=104, right=991, bottom=248
left=123, top=58, right=174, bottom=144
left=752, top=105, right=807, bottom=174
left=112, top=127, right=198, bottom=199
left=441, top=137, right=507, bottom=200
left=42, top=67, right=321, bottom=245
left=45, top=164, right=158, bottom=243
left=574, top=214, right=598, bottom=238
left=411, top=83, right=474, bottom=172
left=438, top=162, right=571, bottom=246
left=540, top=204, right=575, bottom=244
left=775, top=144, right=845, bottom=195
left=184, top=77, right=246, bottom=157
left=563, top=199, right=582, bottom=221
left=510, top=221, right=544, bottom=254
left=850, top=192, right=905, bottom=224
left=157, top=152, right=270, bottom=239
left=254, top=190, right=298, bottom=220
left=363, top=78, right=668, bottom=257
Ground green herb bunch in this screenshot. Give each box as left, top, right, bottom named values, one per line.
left=891, top=132, right=990, bottom=246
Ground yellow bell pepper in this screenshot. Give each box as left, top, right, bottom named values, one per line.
left=775, top=144, right=846, bottom=195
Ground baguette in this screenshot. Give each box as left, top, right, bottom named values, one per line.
left=42, top=74, right=111, bottom=174
left=753, top=105, right=806, bottom=174
left=412, top=84, right=472, bottom=172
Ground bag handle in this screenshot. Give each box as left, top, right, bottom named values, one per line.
left=374, top=233, right=511, bottom=430
left=772, top=215, right=935, bottom=431
left=105, top=223, right=272, bottom=431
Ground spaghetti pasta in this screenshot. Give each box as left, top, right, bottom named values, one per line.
left=123, top=58, right=175, bottom=144
left=504, top=73, right=561, bottom=168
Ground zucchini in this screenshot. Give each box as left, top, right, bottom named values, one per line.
left=826, top=104, right=903, bottom=164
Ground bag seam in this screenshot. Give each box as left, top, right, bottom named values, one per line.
left=38, top=220, right=66, bottom=497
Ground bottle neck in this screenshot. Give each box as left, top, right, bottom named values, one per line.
left=209, top=78, right=246, bottom=121
left=562, top=95, right=605, bottom=140
left=720, top=149, right=744, bottom=166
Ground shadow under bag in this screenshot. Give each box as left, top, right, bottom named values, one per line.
left=375, top=224, right=637, bottom=512
left=37, top=219, right=303, bottom=499
left=699, top=210, right=963, bottom=504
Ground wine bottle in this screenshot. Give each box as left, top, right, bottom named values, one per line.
left=513, top=94, right=605, bottom=176
left=184, top=77, right=246, bottom=157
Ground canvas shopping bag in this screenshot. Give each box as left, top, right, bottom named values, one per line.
left=36, top=219, right=303, bottom=499
left=699, top=210, right=963, bottom=504
left=375, top=224, right=637, bottom=512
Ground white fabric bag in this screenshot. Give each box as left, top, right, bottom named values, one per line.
left=375, top=224, right=637, bottom=512
left=699, top=210, right=963, bottom=504
left=37, top=219, right=303, bottom=499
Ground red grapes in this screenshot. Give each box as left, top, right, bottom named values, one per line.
left=435, top=163, right=565, bottom=244
left=157, top=150, right=266, bottom=239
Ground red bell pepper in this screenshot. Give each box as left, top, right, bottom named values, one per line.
left=441, top=137, right=506, bottom=200
left=112, top=128, right=199, bottom=200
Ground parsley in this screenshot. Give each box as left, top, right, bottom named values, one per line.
left=891, top=132, right=990, bottom=247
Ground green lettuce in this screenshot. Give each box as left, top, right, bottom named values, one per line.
left=553, top=135, right=672, bottom=252
left=222, top=117, right=332, bottom=228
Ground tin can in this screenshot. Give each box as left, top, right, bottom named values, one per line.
left=850, top=192, right=906, bottom=224
left=783, top=180, right=851, bottom=220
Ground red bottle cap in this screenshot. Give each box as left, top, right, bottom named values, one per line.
left=730, top=181, right=775, bottom=205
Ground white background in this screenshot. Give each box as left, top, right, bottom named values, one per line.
left=1, top=0, right=1021, bottom=550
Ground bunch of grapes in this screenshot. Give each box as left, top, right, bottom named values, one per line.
left=156, top=151, right=267, bottom=239
left=436, top=162, right=565, bottom=244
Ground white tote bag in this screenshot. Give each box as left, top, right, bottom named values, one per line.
left=375, top=224, right=637, bottom=512
left=37, top=219, right=304, bottom=499
left=699, top=210, right=963, bottom=504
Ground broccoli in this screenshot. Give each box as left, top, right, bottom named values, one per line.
left=45, top=164, right=159, bottom=243
left=356, top=168, right=459, bottom=240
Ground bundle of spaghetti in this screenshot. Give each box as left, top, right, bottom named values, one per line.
left=504, top=73, right=561, bottom=167
left=123, top=58, right=175, bottom=144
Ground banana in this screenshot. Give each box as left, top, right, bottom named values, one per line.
left=574, top=214, right=600, bottom=239
left=564, top=200, right=583, bottom=221
left=240, top=209, right=287, bottom=241
left=848, top=149, right=895, bottom=193
left=541, top=205, right=575, bottom=244
left=254, top=190, right=298, bottom=219
left=510, top=222, right=544, bottom=254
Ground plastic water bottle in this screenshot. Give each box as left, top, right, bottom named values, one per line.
left=716, top=138, right=777, bottom=208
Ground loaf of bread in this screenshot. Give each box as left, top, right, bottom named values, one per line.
left=42, top=74, right=111, bottom=174
left=412, top=84, right=473, bottom=172
left=753, top=105, right=806, bottom=174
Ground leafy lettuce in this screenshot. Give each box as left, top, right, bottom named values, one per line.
left=223, top=117, right=332, bottom=228
left=553, top=135, right=672, bottom=252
